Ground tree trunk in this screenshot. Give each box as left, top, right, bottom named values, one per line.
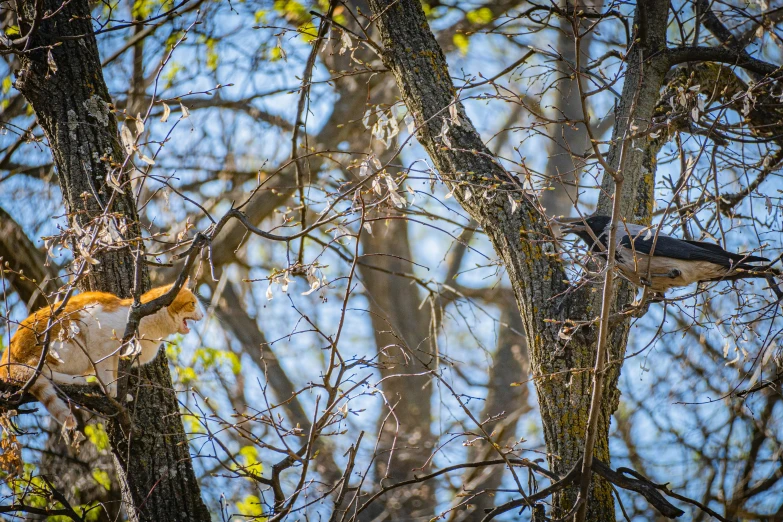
left=0, top=206, right=55, bottom=310
left=14, top=0, right=210, bottom=520
left=366, top=1, right=671, bottom=518
left=542, top=0, right=604, bottom=218
left=359, top=218, right=434, bottom=520
left=456, top=302, right=529, bottom=521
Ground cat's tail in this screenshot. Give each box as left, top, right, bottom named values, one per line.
left=1, top=351, right=75, bottom=429
left=29, top=377, right=76, bottom=430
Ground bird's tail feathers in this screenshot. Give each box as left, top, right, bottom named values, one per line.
left=739, top=254, right=770, bottom=264
left=736, top=261, right=770, bottom=271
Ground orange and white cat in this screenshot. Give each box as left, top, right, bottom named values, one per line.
left=1, top=283, right=203, bottom=429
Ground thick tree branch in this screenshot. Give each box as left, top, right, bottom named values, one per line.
left=481, top=457, right=685, bottom=521
left=0, top=206, right=57, bottom=310
left=666, top=46, right=780, bottom=76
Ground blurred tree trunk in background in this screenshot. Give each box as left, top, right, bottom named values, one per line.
left=14, top=0, right=210, bottom=519
left=543, top=0, right=604, bottom=218
left=455, top=301, right=529, bottom=521
left=359, top=218, right=434, bottom=520
left=0, top=207, right=55, bottom=310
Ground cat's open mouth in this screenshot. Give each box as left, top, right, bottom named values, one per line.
left=180, top=315, right=200, bottom=334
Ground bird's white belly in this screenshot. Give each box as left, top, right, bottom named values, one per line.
left=615, top=248, right=729, bottom=292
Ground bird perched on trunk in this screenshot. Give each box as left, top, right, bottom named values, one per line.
left=559, top=215, right=770, bottom=295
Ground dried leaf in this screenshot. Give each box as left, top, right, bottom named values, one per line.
left=121, top=338, right=142, bottom=358
left=180, top=102, right=190, bottom=119
left=49, top=346, right=65, bottom=364
left=441, top=118, right=451, bottom=148
left=120, top=125, right=135, bottom=156
left=47, top=49, right=58, bottom=76
left=139, top=153, right=155, bottom=165
left=161, top=102, right=171, bottom=122
left=75, top=239, right=99, bottom=265
left=372, top=112, right=389, bottom=148
left=389, top=191, right=406, bottom=208
left=105, top=169, right=125, bottom=194
left=266, top=283, right=274, bottom=301
left=387, top=111, right=399, bottom=140
left=508, top=194, right=519, bottom=213
left=339, top=30, right=352, bottom=55
left=362, top=108, right=372, bottom=129
left=386, top=175, right=406, bottom=208
left=449, top=102, right=460, bottom=126
left=276, top=36, right=287, bottom=61
left=384, top=174, right=399, bottom=191
left=405, top=113, right=415, bottom=134
left=302, top=267, right=321, bottom=295
left=106, top=218, right=123, bottom=242
left=0, top=429, right=23, bottom=478
left=742, top=97, right=752, bottom=117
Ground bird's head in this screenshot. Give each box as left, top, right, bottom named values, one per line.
left=557, top=215, right=612, bottom=250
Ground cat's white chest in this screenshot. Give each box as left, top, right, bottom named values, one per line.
left=89, top=305, right=129, bottom=338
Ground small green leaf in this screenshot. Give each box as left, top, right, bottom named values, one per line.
left=237, top=494, right=265, bottom=517
left=453, top=34, right=469, bottom=55
left=84, top=423, right=110, bottom=451
left=92, top=469, right=111, bottom=491
left=466, top=7, right=493, bottom=25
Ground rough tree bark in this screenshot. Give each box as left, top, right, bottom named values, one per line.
left=13, top=0, right=210, bottom=520
left=366, top=1, right=670, bottom=518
